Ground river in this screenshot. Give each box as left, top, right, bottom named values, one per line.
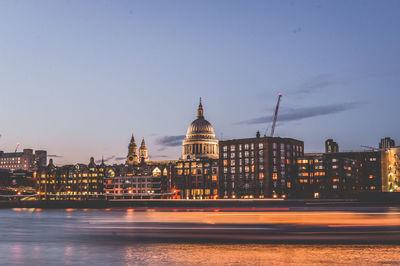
left=1, top=207, right=400, bottom=265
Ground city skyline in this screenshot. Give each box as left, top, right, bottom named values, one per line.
left=0, top=0, right=399, bottom=165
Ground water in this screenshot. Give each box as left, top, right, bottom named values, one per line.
left=1, top=208, right=400, bottom=265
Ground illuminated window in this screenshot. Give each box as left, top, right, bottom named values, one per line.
left=272, top=173, right=278, bottom=180
left=152, top=167, right=161, bottom=177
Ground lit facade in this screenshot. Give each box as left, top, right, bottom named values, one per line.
left=381, top=147, right=400, bottom=192
left=103, top=162, right=174, bottom=200
left=35, top=158, right=104, bottom=200
left=297, top=151, right=382, bottom=198
left=0, top=149, right=47, bottom=171
left=172, top=158, right=219, bottom=199
left=219, top=135, right=304, bottom=199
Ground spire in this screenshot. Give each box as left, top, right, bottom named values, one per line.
left=130, top=134, right=135, bottom=143
left=140, top=137, right=146, bottom=148
left=197, top=97, right=204, bottom=119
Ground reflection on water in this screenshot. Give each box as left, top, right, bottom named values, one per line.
left=1, top=208, right=400, bottom=265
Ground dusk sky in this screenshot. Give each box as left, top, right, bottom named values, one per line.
left=0, top=0, right=399, bottom=165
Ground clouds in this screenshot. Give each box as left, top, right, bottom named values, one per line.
left=48, top=154, right=63, bottom=158
left=155, top=135, right=185, bottom=150
left=293, top=74, right=349, bottom=95
left=237, top=102, right=364, bottom=125
left=94, top=155, right=125, bottom=164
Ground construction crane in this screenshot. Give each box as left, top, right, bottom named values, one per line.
left=360, top=145, right=384, bottom=151
left=15, top=142, right=20, bottom=153
left=270, top=93, right=282, bottom=137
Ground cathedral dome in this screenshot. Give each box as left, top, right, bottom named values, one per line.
left=182, top=98, right=219, bottom=160
left=186, top=118, right=215, bottom=140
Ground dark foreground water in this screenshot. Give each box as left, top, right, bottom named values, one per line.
left=1, top=207, right=400, bottom=265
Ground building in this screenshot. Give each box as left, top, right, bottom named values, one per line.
left=297, top=150, right=382, bottom=198
left=35, top=158, right=104, bottom=200
left=381, top=146, right=400, bottom=192
left=296, top=154, right=325, bottom=198
left=103, top=162, right=174, bottom=200
left=126, top=135, right=140, bottom=165
left=126, top=135, right=149, bottom=165
left=379, top=137, right=395, bottom=150
left=219, top=134, right=304, bottom=199
left=182, top=98, right=219, bottom=160
left=139, top=138, right=149, bottom=163
left=172, top=158, right=219, bottom=199
left=325, top=139, right=339, bottom=153
left=171, top=98, right=220, bottom=199
left=0, top=149, right=47, bottom=171
left=0, top=169, right=35, bottom=197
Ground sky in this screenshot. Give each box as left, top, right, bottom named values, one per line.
left=0, top=0, right=399, bottom=165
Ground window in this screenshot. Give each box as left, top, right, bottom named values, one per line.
left=259, top=143, right=263, bottom=149
left=273, top=143, right=277, bottom=149
left=230, top=160, right=235, bottom=166
left=230, top=145, right=235, bottom=151
left=231, top=152, right=235, bottom=158
left=223, top=146, right=228, bottom=152
left=244, top=144, right=249, bottom=150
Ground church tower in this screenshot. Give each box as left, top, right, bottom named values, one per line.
left=139, top=138, right=149, bottom=163
left=126, top=134, right=139, bottom=165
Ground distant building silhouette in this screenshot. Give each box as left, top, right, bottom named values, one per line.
left=325, top=139, right=339, bottom=153
left=379, top=137, right=395, bottom=150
